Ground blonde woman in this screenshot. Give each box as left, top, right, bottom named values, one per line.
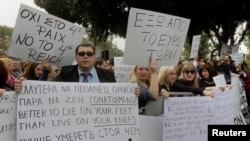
left=143, top=66, right=177, bottom=116
left=172, top=62, right=214, bottom=97
left=130, top=58, right=159, bottom=111
left=158, top=66, right=177, bottom=99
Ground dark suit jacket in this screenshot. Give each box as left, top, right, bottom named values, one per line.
left=172, top=79, right=205, bottom=95
left=54, top=65, right=116, bottom=82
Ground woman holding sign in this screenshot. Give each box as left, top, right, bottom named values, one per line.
left=129, top=58, right=159, bottom=114
left=198, top=63, right=217, bottom=87
left=141, top=66, right=176, bottom=116
left=158, top=66, right=177, bottom=99
left=172, top=62, right=214, bottom=97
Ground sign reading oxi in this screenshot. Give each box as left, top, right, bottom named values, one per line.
left=8, top=4, right=85, bottom=66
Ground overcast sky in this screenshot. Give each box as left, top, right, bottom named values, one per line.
left=0, top=0, right=45, bottom=27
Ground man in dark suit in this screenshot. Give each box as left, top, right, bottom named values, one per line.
left=55, top=43, right=116, bottom=82
left=14, top=43, right=116, bottom=92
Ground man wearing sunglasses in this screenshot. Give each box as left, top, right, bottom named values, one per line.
left=54, top=43, right=116, bottom=83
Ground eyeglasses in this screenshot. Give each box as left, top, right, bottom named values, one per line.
left=77, top=52, right=95, bottom=57
left=184, top=70, right=196, bottom=75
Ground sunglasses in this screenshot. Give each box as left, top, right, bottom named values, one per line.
left=77, top=52, right=95, bottom=57
left=184, top=70, right=196, bottom=75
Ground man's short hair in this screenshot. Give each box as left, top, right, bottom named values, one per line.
left=75, top=43, right=95, bottom=54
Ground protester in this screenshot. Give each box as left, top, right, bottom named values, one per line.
left=129, top=57, right=158, bottom=113
left=141, top=65, right=175, bottom=116
left=199, top=63, right=217, bottom=87
left=11, top=60, right=23, bottom=78
left=54, top=43, right=116, bottom=82
left=14, top=43, right=140, bottom=97
left=19, top=62, right=43, bottom=80
left=236, top=62, right=250, bottom=106
left=0, top=60, right=14, bottom=96
left=39, top=59, right=60, bottom=81
left=0, top=58, right=15, bottom=89
left=158, top=66, right=177, bottom=99
left=172, top=62, right=214, bottom=97
left=94, top=57, right=110, bottom=70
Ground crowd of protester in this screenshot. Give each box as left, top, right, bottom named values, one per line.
left=0, top=43, right=250, bottom=116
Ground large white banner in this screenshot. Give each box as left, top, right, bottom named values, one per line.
left=123, top=7, right=190, bottom=67
left=163, top=87, right=234, bottom=141
left=8, top=4, right=85, bottom=66
left=17, top=81, right=139, bottom=141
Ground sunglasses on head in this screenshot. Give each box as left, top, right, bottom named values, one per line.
left=77, top=52, right=95, bottom=57
left=184, top=70, right=196, bottom=74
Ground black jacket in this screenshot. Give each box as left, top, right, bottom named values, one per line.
left=54, top=65, right=116, bottom=82
left=172, top=79, right=205, bottom=95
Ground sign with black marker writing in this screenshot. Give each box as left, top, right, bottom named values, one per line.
left=189, top=35, right=201, bottom=59
left=114, top=57, right=134, bottom=82
left=0, top=92, right=17, bottom=141
left=211, top=87, right=234, bottom=124
left=230, top=53, right=244, bottom=65
left=17, top=80, right=139, bottom=141
left=123, top=7, right=190, bottom=66
left=213, top=74, right=227, bottom=86
left=8, top=4, right=85, bottom=66
left=163, top=87, right=234, bottom=141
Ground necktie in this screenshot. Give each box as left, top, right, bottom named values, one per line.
left=82, top=73, right=89, bottom=83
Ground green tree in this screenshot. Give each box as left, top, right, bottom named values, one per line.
left=245, top=30, right=250, bottom=51
left=82, top=35, right=123, bottom=59
left=181, top=41, right=190, bottom=61
left=198, top=33, right=213, bottom=60
left=34, top=0, right=250, bottom=55
left=181, top=33, right=213, bottom=60
left=0, top=25, right=13, bottom=52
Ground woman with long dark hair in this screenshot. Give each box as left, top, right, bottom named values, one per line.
left=0, top=60, right=14, bottom=96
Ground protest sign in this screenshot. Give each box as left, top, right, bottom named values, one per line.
left=211, top=87, right=234, bottom=124
left=0, top=92, right=17, bottom=141
left=114, top=57, right=134, bottom=82
left=213, top=74, right=227, bottom=86
left=189, top=35, right=201, bottom=58
left=123, top=7, right=190, bottom=67
left=139, top=115, right=163, bottom=141
left=163, top=87, right=233, bottom=141
left=220, top=43, right=239, bottom=59
left=234, top=112, right=247, bottom=125
left=230, top=77, right=248, bottom=125
left=8, top=4, right=85, bottom=66
left=164, top=97, right=213, bottom=141
left=17, top=80, right=139, bottom=141
left=231, top=77, right=242, bottom=116
left=230, top=53, right=244, bottom=65
left=238, top=78, right=249, bottom=110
